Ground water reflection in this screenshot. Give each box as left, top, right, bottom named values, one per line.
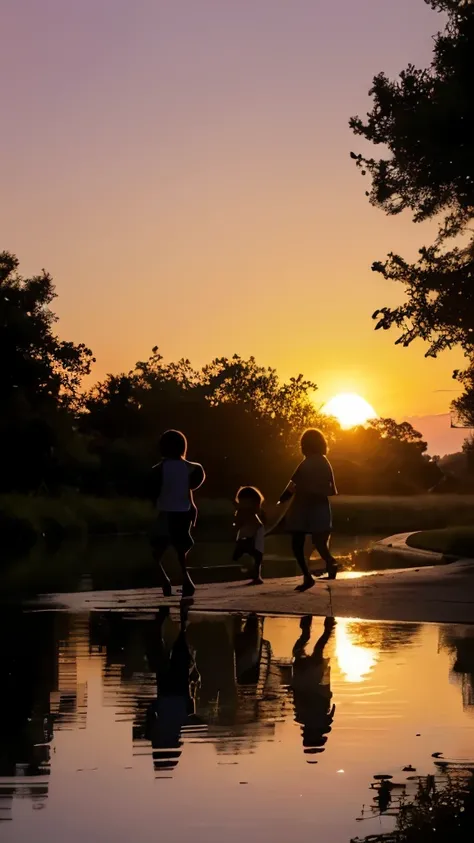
left=1, top=611, right=474, bottom=839
left=440, top=625, right=474, bottom=709
left=291, top=616, right=335, bottom=758
left=335, top=619, right=379, bottom=683
left=143, top=606, right=205, bottom=776
left=0, top=611, right=88, bottom=821
left=335, top=620, right=421, bottom=684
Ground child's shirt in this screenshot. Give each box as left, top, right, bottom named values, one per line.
left=234, top=507, right=265, bottom=539
left=151, top=458, right=205, bottom=512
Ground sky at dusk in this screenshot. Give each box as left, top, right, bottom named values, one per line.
left=1, top=0, right=467, bottom=450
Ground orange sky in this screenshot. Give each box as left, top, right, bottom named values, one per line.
left=1, top=0, right=465, bottom=424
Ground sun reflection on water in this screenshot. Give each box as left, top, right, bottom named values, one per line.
left=335, top=618, right=379, bottom=683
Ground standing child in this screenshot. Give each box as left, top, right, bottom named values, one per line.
left=149, top=429, right=205, bottom=598
left=277, top=428, right=338, bottom=592
left=232, top=486, right=266, bottom=585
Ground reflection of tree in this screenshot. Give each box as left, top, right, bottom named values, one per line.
left=345, top=621, right=421, bottom=653
left=0, top=611, right=61, bottom=818
left=440, top=626, right=474, bottom=709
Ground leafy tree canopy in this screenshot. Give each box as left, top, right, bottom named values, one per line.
left=350, top=0, right=474, bottom=398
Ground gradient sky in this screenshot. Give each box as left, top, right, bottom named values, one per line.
left=1, top=0, right=465, bottom=426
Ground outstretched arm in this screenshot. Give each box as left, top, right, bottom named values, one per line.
left=277, top=480, right=295, bottom=505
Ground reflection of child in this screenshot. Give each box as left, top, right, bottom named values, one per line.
left=232, top=486, right=266, bottom=585
left=146, top=606, right=202, bottom=776
left=291, top=616, right=336, bottom=759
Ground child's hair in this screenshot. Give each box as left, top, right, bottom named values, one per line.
left=160, top=429, right=187, bottom=459
left=235, top=485, right=264, bottom=507
left=301, top=428, right=327, bottom=456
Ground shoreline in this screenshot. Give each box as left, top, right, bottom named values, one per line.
left=29, top=557, right=474, bottom=624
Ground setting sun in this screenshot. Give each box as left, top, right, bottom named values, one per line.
left=322, top=392, right=377, bottom=429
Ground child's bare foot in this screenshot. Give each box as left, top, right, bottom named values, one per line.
left=327, top=563, right=338, bottom=581
left=181, top=576, right=196, bottom=599
left=157, top=606, right=170, bottom=625
left=246, top=577, right=264, bottom=586
left=295, top=576, right=316, bottom=592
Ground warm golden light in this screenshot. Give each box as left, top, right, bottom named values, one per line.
left=335, top=618, right=379, bottom=683
left=322, top=392, right=377, bottom=429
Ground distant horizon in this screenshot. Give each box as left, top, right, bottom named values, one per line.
left=403, top=413, right=469, bottom=459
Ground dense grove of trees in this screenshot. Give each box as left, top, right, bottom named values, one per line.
left=350, top=0, right=474, bottom=424
left=0, top=251, right=441, bottom=499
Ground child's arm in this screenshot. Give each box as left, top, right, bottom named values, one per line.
left=189, top=462, right=206, bottom=491
left=233, top=509, right=245, bottom=529
left=328, top=463, right=337, bottom=496
left=277, top=480, right=295, bottom=505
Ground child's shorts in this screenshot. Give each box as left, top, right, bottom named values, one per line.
left=150, top=511, right=194, bottom=554
left=232, top=526, right=265, bottom=561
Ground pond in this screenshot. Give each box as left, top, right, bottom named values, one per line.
left=1, top=533, right=384, bottom=597
left=1, top=609, right=474, bottom=842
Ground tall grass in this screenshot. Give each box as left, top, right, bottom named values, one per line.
left=1, top=493, right=474, bottom=555
left=332, top=495, right=474, bottom=534
left=0, top=492, right=153, bottom=553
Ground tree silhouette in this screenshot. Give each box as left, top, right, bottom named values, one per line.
left=0, top=252, right=438, bottom=498
left=0, top=252, right=94, bottom=492
left=0, top=252, right=94, bottom=411
left=350, top=1, right=474, bottom=411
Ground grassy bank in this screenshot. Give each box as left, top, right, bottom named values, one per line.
left=332, top=495, right=474, bottom=534
left=1, top=493, right=474, bottom=555
left=407, top=526, right=474, bottom=557
left=0, top=493, right=154, bottom=553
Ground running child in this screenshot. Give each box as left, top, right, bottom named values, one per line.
left=232, top=485, right=266, bottom=585
left=149, top=429, right=205, bottom=598
left=277, top=428, right=338, bottom=592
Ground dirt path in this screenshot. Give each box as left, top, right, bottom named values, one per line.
left=30, top=560, right=474, bottom=623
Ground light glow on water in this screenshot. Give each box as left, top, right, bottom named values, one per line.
left=335, top=617, right=379, bottom=683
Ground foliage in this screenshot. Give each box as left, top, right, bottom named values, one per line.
left=352, top=772, right=474, bottom=843
left=332, top=419, right=439, bottom=493
left=1, top=252, right=442, bottom=499
left=0, top=251, right=95, bottom=493
left=350, top=1, right=474, bottom=405
left=0, top=251, right=94, bottom=410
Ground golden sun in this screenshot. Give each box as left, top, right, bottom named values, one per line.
left=322, top=392, right=377, bottom=429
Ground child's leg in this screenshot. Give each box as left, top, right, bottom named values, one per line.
left=291, top=532, right=315, bottom=590
left=168, top=513, right=196, bottom=598
left=312, top=532, right=338, bottom=579
left=232, top=540, right=245, bottom=562
left=177, top=548, right=196, bottom=598
left=247, top=550, right=263, bottom=585
left=152, top=540, right=173, bottom=596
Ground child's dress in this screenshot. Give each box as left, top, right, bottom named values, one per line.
left=278, top=454, right=337, bottom=535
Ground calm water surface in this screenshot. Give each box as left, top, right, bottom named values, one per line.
left=1, top=610, right=474, bottom=843
left=2, top=534, right=382, bottom=597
